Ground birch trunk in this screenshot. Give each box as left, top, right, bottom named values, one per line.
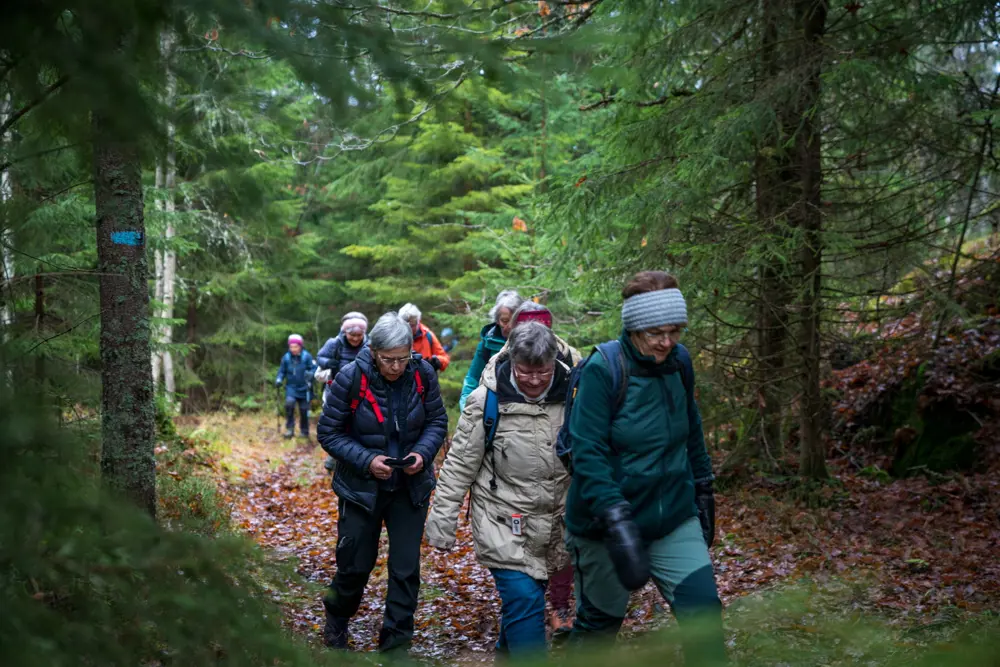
left=1, top=92, right=13, bottom=343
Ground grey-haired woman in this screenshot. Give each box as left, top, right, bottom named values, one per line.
left=317, top=312, right=448, bottom=652
left=427, top=322, right=571, bottom=657
left=459, top=290, right=524, bottom=411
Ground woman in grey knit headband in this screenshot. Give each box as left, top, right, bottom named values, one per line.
left=562, top=270, right=726, bottom=662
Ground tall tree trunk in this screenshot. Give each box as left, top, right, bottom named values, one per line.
left=160, top=29, right=178, bottom=401
left=793, top=0, right=828, bottom=479
left=34, top=268, right=44, bottom=384
left=1, top=92, right=13, bottom=349
left=752, top=0, right=792, bottom=467
left=93, top=110, right=156, bottom=517
left=151, top=162, right=164, bottom=388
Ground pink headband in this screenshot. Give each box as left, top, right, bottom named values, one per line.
left=515, top=308, right=552, bottom=329
left=341, top=318, right=368, bottom=334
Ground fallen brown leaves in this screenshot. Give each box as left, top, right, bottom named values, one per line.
left=182, top=412, right=1000, bottom=659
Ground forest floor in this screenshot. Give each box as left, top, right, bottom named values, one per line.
left=175, top=411, right=1000, bottom=661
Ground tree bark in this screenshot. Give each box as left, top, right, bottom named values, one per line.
left=1, top=92, right=13, bottom=345
left=34, top=268, right=44, bottom=384
left=161, top=29, right=177, bottom=400
left=793, top=0, right=828, bottom=479
left=151, top=162, right=164, bottom=388
left=93, top=110, right=156, bottom=517
left=751, top=0, right=793, bottom=467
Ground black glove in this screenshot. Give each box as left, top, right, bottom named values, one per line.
left=428, top=356, right=442, bottom=371
left=602, top=501, right=649, bottom=591
left=695, top=481, right=716, bottom=548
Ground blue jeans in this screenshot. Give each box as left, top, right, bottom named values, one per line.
left=489, top=569, right=547, bottom=656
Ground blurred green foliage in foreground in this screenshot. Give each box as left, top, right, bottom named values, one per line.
left=0, top=382, right=996, bottom=666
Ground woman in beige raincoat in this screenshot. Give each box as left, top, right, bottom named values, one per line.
left=425, top=322, right=571, bottom=657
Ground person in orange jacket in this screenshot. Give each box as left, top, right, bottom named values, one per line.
left=399, top=303, right=450, bottom=372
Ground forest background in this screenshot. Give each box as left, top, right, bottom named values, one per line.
left=2, top=0, right=1000, bottom=665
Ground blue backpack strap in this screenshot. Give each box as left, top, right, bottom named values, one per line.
left=483, top=388, right=500, bottom=491
left=594, top=340, right=629, bottom=415
left=675, top=343, right=695, bottom=399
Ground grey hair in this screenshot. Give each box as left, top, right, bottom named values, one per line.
left=507, top=321, right=558, bottom=366
left=488, top=290, right=524, bottom=322
left=398, top=303, right=422, bottom=323
left=369, top=312, right=414, bottom=350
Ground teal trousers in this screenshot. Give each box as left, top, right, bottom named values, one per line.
left=568, top=517, right=726, bottom=664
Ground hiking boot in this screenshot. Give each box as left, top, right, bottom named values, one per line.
left=377, top=628, right=411, bottom=654
left=299, top=430, right=310, bottom=440
left=324, top=456, right=336, bottom=473
left=550, top=608, right=574, bottom=643
left=283, top=428, right=294, bottom=439
left=323, top=614, right=349, bottom=650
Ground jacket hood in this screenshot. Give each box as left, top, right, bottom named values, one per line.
left=481, top=346, right=571, bottom=400
left=353, top=345, right=376, bottom=376
left=480, top=322, right=505, bottom=342
left=338, top=331, right=369, bottom=349
left=481, top=334, right=580, bottom=389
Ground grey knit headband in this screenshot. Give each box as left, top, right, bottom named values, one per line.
left=621, top=288, right=688, bottom=332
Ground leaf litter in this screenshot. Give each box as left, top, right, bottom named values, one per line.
left=178, top=405, right=1000, bottom=660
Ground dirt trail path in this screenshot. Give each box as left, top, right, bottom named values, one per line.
left=181, top=413, right=1000, bottom=660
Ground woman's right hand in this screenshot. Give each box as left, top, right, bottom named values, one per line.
left=369, top=455, right=393, bottom=480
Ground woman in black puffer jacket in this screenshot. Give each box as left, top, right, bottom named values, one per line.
left=317, top=312, right=448, bottom=653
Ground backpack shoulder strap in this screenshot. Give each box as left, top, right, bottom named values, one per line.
left=675, top=343, right=694, bottom=399
left=348, top=366, right=385, bottom=424
left=482, top=388, right=500, bottom=491
left=595, top=340, right=629, bottom=414
left=349, top=365, right=364, bottom=412
left=414, top=365, right=426, bottom=399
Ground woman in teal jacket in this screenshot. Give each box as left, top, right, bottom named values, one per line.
left=565, top=271, right=725, bottom=664
left=458, top=290, right=523, bottom=411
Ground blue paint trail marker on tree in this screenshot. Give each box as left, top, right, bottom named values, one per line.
left=110, top=230, right=144, bottom=246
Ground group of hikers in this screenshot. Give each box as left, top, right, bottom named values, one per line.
left=272, top=272, right=725, bottom=663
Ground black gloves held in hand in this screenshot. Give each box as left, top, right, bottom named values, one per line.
left=429, top=356, right=442, bottom=371
left=602, top=501, right=650, bottom=591
left=695, top=480, right=716, bottom=548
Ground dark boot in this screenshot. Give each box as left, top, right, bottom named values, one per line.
left=377, top=627, right=411, bottom=654
left=283, top=427, right=294, bottom=439
left=323, top=613, right=349, bottom=650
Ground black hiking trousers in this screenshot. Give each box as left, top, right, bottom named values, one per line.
left=323, top=488, right=428, bottom=650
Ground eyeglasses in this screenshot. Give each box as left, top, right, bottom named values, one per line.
left=513, top=366, right=555, bottom=382
left=378, top=354, right=410, bottom=368
left=641, top=328, right=683, bottom=344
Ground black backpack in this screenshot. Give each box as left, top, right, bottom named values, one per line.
left=555, top=341, right=695, bottom=472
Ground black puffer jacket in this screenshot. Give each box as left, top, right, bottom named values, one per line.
left=317, top=347, right=448, bottom=514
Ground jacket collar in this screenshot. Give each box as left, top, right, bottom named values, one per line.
left=495, top=358, right=570, bottom=404
left=619, top=330, right=680, bottom=377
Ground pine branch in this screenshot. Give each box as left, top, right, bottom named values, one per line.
left=0, top=75, right=69, bottom=137
left=0, top=142, right=80, bottom=173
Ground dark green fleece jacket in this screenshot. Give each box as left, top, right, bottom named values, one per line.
left=565, top=333, right=714, bottom=541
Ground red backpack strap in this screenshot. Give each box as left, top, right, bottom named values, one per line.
left=414, top=366, right=425, bottom=400
left=349, top=371, right=385, bottom=424
left=349, top=372, right=365, bottom=412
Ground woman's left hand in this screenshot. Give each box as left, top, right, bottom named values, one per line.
left=404, top=453, right=424, bottom=475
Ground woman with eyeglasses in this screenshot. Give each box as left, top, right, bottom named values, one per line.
left=426, top=322, right=572, bottom=657
left=317, top=312, right=448, bottom=653
left=564, top=271, right=726, bottom=664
